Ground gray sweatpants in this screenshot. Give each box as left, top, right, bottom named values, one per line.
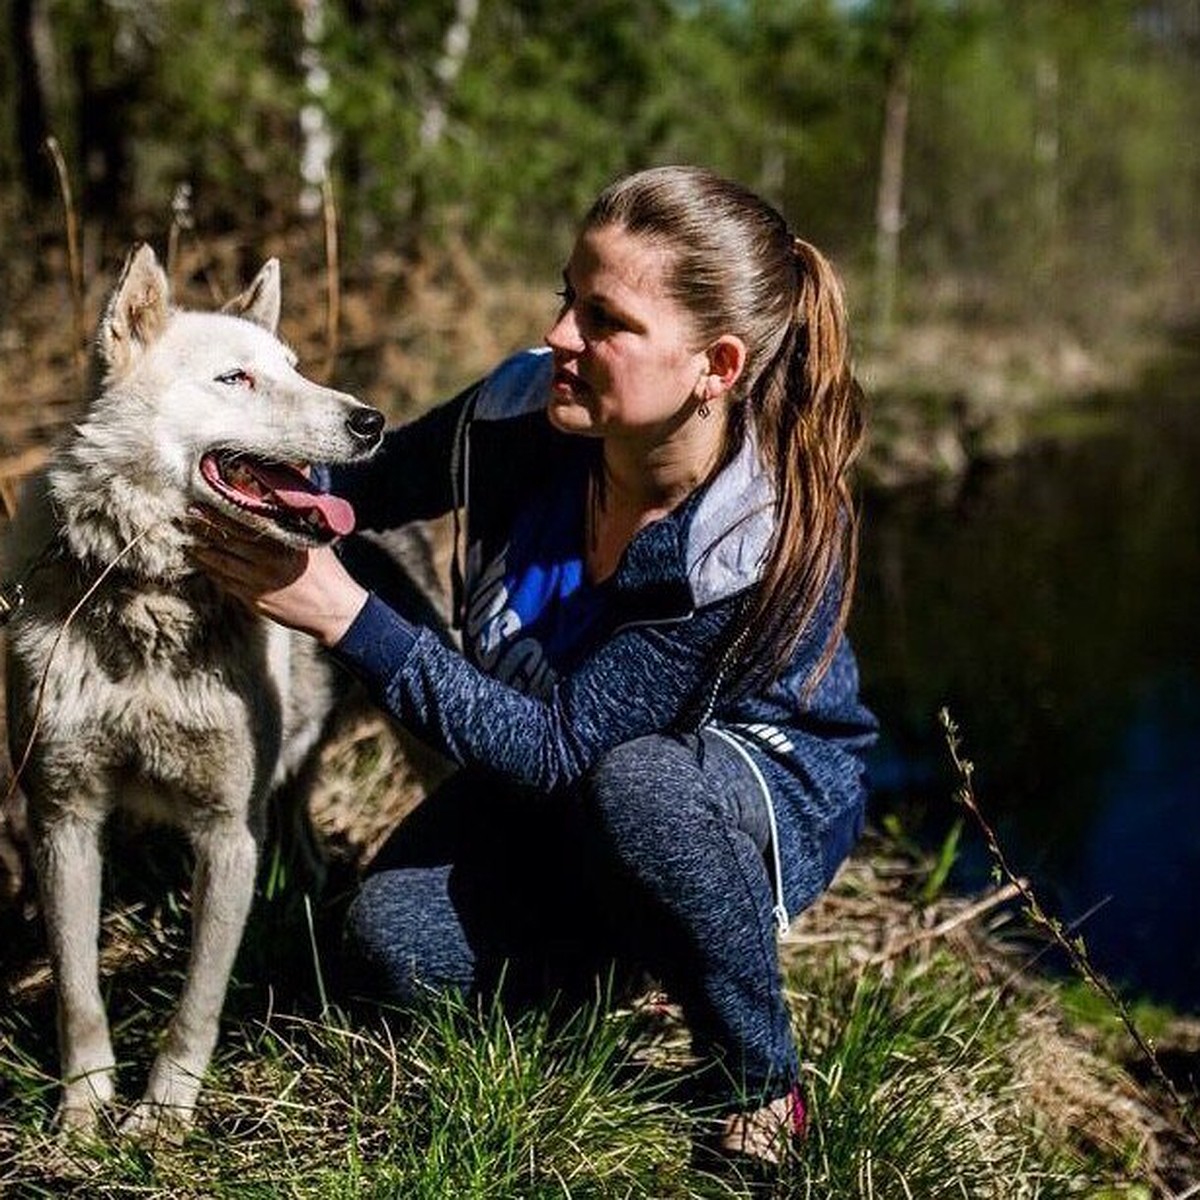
left=343, top=731, right=799, bottom=1109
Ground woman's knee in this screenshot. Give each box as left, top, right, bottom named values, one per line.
left=584, top=735, right=697, bottom=827
left=343, top=867, right=475, bottom=1003
left=579, top=735, right=728, bottom=882
left=584, top=732, right=767, bottom=836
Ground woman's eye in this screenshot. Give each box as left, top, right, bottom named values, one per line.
left=215, top=369, right=252, bottom=386
left=587, top=304, right=618, bottom=330
left=553, top=280, right=623, bottom=336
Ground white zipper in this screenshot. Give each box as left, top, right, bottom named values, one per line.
left=706, top=725, right=790, bottom=936
left=449, top=392, right=478, bottom=626
left=608, top=609, right=695, bottom=638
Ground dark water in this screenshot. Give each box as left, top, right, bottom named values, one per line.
left=852, top=377, right=1200, bottom=1012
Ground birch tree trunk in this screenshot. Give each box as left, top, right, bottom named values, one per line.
left=420, top=0, right=481, bottom=149
left=297, top=0, right=333, bottom=216
left=1033, top=49, right=1060, bottom=298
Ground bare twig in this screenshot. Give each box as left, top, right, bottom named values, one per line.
left=939, top=707, right=1199, bottom=1144
left=4, top=527, right=159, bottom=809
left=43, top=136, right=86, bottom=401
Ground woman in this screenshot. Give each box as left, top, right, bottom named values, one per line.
left=190, top=165, right=877, bottom=1165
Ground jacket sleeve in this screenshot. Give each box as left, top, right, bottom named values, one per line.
left=330, top=592, right=737, bottom=791
left=324, top=381, right=479, bottom=531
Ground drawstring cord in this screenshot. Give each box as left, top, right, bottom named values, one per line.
left=447, top=387, right=478, bottom=631
left=697, top=600, right=790, bottom=936
left=706, top=724, right=791, bottom=936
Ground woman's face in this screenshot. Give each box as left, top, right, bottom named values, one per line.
left=544, top=225, right=707, bottom=442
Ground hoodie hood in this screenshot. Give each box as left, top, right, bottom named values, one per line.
left=467, top=348, right=776, bottom=609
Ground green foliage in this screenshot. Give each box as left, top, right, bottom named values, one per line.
left=33, top=0, right=304, bottom=228
left=1057, top=978, right=1177, bottom=1055
left=918, top=815, right=961, bottom=903
left=436, top=0, right=678, bottom=259
left=2, top=0, right=1197, bottom=325
left=904, top=0, right=1200, bottom=325
left=651, top=0, right=878, bottom=250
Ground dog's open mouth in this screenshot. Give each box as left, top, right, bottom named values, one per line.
left=199, top=451, right=356, bottom=540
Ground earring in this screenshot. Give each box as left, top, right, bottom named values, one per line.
left=698, top=399, right=711, bottom=420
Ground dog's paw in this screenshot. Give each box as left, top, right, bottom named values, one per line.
left=119, top=1099, right=191, bottom=1146
left=54, top=1072, right=116, bottom=1137
left=53, top=1101, right=103, bottom=1137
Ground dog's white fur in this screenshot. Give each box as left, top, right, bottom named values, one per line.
left=3, top=246, right=383, bottom=1138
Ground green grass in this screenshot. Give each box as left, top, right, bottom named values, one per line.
left=1056, top=978, right=1179, bottom=1055
left=793, top=956, right=1081, bottom=1197
left=0, top=889, right=1148, bottom=1199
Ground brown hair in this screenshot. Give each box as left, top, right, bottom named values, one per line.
left=583, top=164, right=865, bottom=690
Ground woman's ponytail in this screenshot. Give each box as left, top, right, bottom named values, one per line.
left=741, top=237, right=865, bottom=692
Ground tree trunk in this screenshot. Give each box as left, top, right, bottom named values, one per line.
left=297, top=0, right=334, bottom=216
left=73, top=11, right=142, bottom=222
left=1032, top=49, right=1060, bottom=301
left=10, top=0, right=53, bottom=202
left=872, top=0, right=916, bottom=348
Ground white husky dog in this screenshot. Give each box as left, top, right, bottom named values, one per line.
left=3, top=245, right=384, bottom=1137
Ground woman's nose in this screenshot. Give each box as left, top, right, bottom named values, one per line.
left=545, top=305, right=584, bottom=354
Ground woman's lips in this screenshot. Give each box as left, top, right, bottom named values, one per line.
left=551, top=367, right=589, bottom=398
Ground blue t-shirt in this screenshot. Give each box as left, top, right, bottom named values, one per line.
left=461, top=464, right=608, bottom=699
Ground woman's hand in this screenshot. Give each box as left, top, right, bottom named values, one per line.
left=186, top=507, right=369, bottom=647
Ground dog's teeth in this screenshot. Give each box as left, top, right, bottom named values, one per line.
left=226, top=462, right=267, bottom=498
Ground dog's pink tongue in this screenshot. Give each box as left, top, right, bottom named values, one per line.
left=253, top=462, right=356, bottom=536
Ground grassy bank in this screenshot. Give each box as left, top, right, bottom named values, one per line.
left=0, top=818, right=1191, bottom=1198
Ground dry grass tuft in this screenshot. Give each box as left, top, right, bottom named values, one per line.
left=1010, top=1006, right=1167, bottom=1175
left=308, top=714, right=452, bottom=865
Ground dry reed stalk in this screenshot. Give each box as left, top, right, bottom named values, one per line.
left=0, top=446, right=49, bottom=517
left=940, top=707, right=1200, bottom=1146
left=43, top=137, right=86, bottom=402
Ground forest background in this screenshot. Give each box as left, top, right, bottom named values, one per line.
left=1, top=0, right=1198, bottom=466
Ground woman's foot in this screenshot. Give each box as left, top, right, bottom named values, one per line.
left=692, top=1082, right=807, bottom=1188
left=717, top=1084, right=807, bottom=1165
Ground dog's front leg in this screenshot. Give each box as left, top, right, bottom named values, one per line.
left=122, top=817, right=258, bottom=1140
left=34, top=811, right=117, bottom=1132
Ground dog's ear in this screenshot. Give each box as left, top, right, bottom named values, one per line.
left=99, top=244, right=171, bottom=375
left=221, top=259, right=281, bottom=334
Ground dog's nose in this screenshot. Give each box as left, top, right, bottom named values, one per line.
left=346, top=407, right=385, bottom=444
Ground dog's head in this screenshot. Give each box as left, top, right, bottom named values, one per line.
left=81, top=244, right=383, bottom=550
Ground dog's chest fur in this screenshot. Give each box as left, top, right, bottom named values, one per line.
left=6, top=555, right=335, bottom=830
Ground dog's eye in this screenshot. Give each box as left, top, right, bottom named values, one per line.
left=215, top=369, right=253, bottom=387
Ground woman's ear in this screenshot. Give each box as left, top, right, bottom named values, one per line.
left=702, top=335, right=747, bottom=399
